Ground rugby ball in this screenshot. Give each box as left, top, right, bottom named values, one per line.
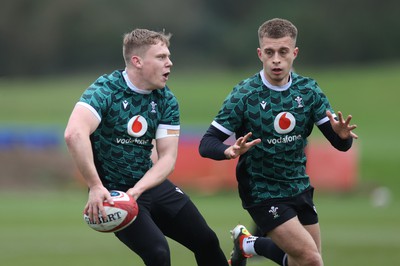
left=83, top=190, right=138, bottom=233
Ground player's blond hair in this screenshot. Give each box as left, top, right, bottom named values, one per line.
left=123, top=29, right=172, bottom=66
left=258, top=18, right=298, bottom=45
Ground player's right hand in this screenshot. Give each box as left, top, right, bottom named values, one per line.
left=84, top=185, right=114, bottom=224
left=225, top=132, right=261, bottom=159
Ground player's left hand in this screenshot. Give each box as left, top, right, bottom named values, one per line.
left=327, top=110, right=358, bottom=139
left=126, top=187, right=141, bottom=201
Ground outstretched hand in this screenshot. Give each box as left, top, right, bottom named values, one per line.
left=327, top=110, right=358, bottom=140
left=224, top=132, right=261, bottom=159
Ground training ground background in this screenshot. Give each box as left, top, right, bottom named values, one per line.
left=0, top=64, right=399, bottom=265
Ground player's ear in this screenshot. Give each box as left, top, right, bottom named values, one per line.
left=257, top=47, right=262, bottom=61
left=293, top=47, right=299, bottom=58
left=131, top=56, right=143, bottom=68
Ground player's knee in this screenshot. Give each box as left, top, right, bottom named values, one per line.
left=288, top=250, right=322, bottom=266
left=143, top=245, right=170, bottom=266
left=300, top=250, right=323, bottom=266
left=200, top=229, right=221, bottom=247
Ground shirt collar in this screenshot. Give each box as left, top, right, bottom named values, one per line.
left=260, top=69, right=292, bottom=91
left=122, top=69, right=151, bottom=95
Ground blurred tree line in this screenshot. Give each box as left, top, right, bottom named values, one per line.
left=1, top=0, right=399, bottom=76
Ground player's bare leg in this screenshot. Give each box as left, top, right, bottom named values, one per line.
left=268, top=217, right=323, bottom=266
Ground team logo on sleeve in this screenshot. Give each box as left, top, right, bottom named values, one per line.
left=127, top=115, right=148, bottom=137
left=274, top=112, right=296, bottom=134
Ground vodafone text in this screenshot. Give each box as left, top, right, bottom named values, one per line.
left=115, top=138, right=149, bottom=145
left=266, top=134, right=302, bottom=145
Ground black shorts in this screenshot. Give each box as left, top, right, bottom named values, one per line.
left=146, top=179, right=190, bottom=218
left=106, top=179, right=190, bottom=218
left=247, top=187, right=318, bottom=235
left=122, top=179, right=190, bottom=218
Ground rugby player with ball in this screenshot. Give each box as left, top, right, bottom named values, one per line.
left=65, top=28, right=228, bottom=266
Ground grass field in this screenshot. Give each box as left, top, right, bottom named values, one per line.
left=0, top=62, right=399, bottom=265
left=1, top=190, right=399, bottom=265
left=0, top=189, right=400, bottom=266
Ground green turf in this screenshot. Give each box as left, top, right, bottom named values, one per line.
left=0, top=190, right=399, bottom=265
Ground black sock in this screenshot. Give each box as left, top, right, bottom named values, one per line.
left=254, top=237, right=288, bottom=266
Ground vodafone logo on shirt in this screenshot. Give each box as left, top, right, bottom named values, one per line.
left=274, top=112, right=296, bottom=134
left=127, top=115, right=148, bottom=137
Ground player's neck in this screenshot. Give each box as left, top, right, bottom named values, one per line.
left=123, top=69, right=152, bottom=94
left=260, top=70, right=292, bottom=91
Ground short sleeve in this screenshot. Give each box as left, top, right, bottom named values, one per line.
left=312, top=83, right=334, bottom=126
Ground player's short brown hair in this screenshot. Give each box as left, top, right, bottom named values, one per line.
left=123, top=29, right=172, bottom=66
left=258, top=18, right=298, bottom=44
